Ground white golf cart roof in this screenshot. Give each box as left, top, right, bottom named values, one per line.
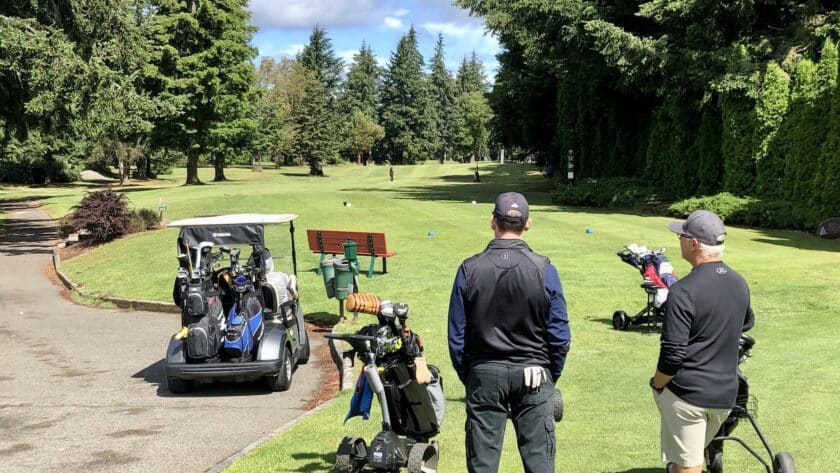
left=167, top=213, right=298, bottom=227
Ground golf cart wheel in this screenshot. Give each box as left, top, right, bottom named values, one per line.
left=166, top=377, right=190, bottom=394
left=773, top=452, right=796, bottom=473
left=407, top=442, right=439, bottom=473
left=297, top=326, right=310, bottom=365
left=335, top=436, right=366, bottom=473
left=266, top=345, right=293, bottom=391
left=612, top=311, right=628, bottom=330
left=553, top=388, right=564, bottom=422
left=709, top=450, right=723, bottom=473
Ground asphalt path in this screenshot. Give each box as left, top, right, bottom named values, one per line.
left=0, top=201, right=325, bottom=473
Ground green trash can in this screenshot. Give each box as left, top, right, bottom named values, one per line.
left=333, top=258, right=356, bottom=300
left=343, top=239, right=358, bottom=262
left=320, top=257, right=336, bottom=298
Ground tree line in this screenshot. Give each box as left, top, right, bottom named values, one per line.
left=457, top=0, right=840, bottom=222
left=0, top=1, right=493, bottom=185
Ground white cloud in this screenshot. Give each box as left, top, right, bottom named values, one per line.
left=253, top=41, right=304, bottom=59
left=421, top=21, right=500, bottom=58
left=337, top=49, right=359, bottom=72
left=281, top=43, right=305, bottom=57
left=394, top=8, right=410, bottom=17
left=384, top=17, right=403, bottom=29
left=248, top=0, right=386, bottom=28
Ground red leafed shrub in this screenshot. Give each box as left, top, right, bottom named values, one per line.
left=71, top=188, right=129, bottom=243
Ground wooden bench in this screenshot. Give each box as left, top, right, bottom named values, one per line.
left=306, top=229, right=396, bottom=278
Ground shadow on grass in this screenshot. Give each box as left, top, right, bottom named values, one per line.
left=0, top=194, right=61, bottom=204
left=591, top=317, right=661, bottom=334
left=305, top=311, right=340, bottom=327
left=342, top=165, right=553, bottom=205
left=751, top=231, right=840, bottom=253
left=289, top=451, right=336, bottom=472
left=281, top=171, right=317, bottom=178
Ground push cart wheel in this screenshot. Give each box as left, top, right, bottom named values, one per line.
left=553, top=388, right=564, bottom=422
left=266, top=346, right=293, bottom=391
left=335, top=437, right=366, bottom=472
left=166, top=377, right=190, bottom=394
left=612, top=311, right=628, bottom=330
left=708, top=450, right=723, bottom=473
left=773, top=452, right=796, bottom=473
left=407, top=442, right=439, bottom=473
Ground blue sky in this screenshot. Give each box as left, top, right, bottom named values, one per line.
left=247, top=0, right=501, bottom=83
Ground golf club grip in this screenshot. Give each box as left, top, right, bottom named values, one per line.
left=346, top=293, right=381, bottom=315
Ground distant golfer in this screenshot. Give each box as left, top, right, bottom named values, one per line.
left=389, top=165, right=394, bottom=182
left=651, top=210, right=755, bottom=473
left=448, top=192, right=571, bottom=473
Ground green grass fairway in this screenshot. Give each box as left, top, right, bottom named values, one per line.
left=22, top=163, right=840, bottom=472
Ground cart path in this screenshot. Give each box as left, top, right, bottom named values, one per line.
left=0, top=201, right=327, bottom=473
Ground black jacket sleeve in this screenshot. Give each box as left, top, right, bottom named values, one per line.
left=657, top=285, right=693, bottom=376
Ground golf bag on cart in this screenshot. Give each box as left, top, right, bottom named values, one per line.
left=326, top=293, right=444, bottom=473
left=612, top=244, right=678, bottom=330
left=173, top=241, right=225, bottom=361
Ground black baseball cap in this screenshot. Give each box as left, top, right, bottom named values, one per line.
left=668, top=210, right=726, bottom=246
left=493, top=192, right=529, bottom=224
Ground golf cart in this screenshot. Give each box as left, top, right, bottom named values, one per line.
left=163, top=214, right=310, bottom=394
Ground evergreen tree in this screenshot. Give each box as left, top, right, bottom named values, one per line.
left=753, top=62, right=790, bottom=197
left=298, top=25, right=344, bottom=97
left=147, top=0, right=257, bottom=185
left=456, top=52, right=486, bottom=94
left=428, top=34, right=457, bottom=162
left=296, top=25, right=343, bottom=171
left=454, top=91, right=493, bottom=162
left=452, top=52, right=493, bottom=163
left=380, top=26, right=433, bottom=163
left=722, top=95, right=758, bottom=194
left=816, top=40, right=840, bottom=216
left=341, top=42, right=381, bottom=118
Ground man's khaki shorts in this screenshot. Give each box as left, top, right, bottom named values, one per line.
left=653, top=387, right=731, bottom=467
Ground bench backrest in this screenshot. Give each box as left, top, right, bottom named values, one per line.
left=306, top=229, right=390, bottom=256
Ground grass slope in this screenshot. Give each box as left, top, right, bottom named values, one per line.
left=21, top=164, right=840, bottom=472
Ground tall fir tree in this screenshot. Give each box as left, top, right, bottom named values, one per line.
left=456, top=52, right=486, bottom=94
left=452, top=53, right=492, bottom=162
left=380, top=26, right=433, bottom=163
left=752, top=62, right=790, bottom=197
left=428, top=34, right=457, bottom=162
left=298, top=25, right=344, bottom=97
left=147, top=0, right=257, bottom=184
left=296, top=25, right=343, bottom=171
left=341, top=42, right=381, bottom=118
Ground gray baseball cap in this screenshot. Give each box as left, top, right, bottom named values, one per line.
left=493, top=192, right=529, bottom=224
left=668, top=210, right=726, bottom=246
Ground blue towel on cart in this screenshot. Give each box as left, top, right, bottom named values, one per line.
left=345, top=373, right=374, bottom=423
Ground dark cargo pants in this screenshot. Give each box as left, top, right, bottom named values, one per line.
left=465, top=361, right=556, bottom=473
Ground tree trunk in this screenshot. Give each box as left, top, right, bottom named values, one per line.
left=185, top=151, right=201, bottom=185
left=145, top=154, right=154, bottom=178
left=356, top=151, right=362, bottom=165
left=213, top=154, right=226, bottom=181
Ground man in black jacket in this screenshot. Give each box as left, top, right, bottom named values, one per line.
left=650, top=210, right=755, bottom=473
left=448, top=192, right=571, bottom=473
